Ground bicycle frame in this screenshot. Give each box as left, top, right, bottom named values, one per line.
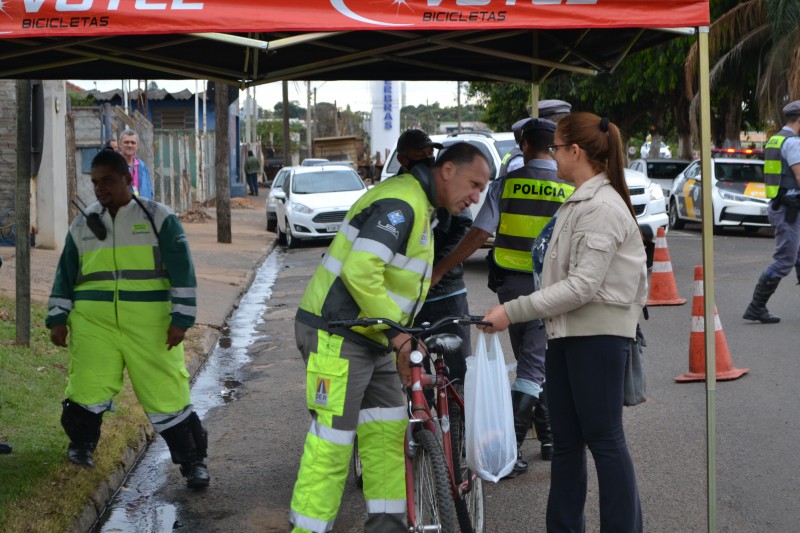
left=404, top=345, right=475, bottom=530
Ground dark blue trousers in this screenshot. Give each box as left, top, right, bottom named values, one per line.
left=545, top=335, right=642, bottom=533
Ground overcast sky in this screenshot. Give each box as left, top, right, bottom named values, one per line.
left=72, top=79, right=472, bottom=113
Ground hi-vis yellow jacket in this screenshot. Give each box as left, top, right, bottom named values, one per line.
left=296, top=166, right=436, bottom=347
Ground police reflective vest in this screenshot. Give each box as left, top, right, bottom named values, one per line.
left=764, top=130, right=798, bottom=198
left=493, top=164, right=573, bottom=272
left=297, top=170, right=435, bottom=347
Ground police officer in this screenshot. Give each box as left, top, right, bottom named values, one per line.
left=744, top=100, right=800, bottom=323
left=289, top=143, right=490, bottom=533
left=433, top=117, right=575, bottom=476
left=499, top=99, right=572, bottom=178
left=46, top=149, right=208, bottom=488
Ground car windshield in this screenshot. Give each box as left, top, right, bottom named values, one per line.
left=273, top=172, right=288, bottom=188
left=494, top=138, right=517, bottom=160
left=292, top=171, right=365, bottom=193
left=646, top=161, right=690, bottom=180
left=714, top=162, right=764, bottom=183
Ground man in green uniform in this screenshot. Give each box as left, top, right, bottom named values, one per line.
left=47, top=149, right=208, bottom=489
left=289, top=142, right=491, bottom=533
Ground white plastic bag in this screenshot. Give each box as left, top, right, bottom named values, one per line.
left=464, top=332, right=517, bottom=482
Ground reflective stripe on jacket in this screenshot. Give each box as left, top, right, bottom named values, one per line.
left=297, top=168, right=435, bottom=347
left=493, top=163, right=573, bottom=272
left=764, top=130, right=797, bottom=198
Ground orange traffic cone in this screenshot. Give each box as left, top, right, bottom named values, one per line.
left=675, top=265, right=748, bottom=382
left=647, top=227, right=686, bottom=306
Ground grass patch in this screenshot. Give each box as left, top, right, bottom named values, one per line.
left=0, top=296, right=151, bottom=532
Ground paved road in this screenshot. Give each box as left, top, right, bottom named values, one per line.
left=162, top=225, right=800, bottom=532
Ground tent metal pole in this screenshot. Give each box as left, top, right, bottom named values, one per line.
left=697, top=26, right=718, bottom=533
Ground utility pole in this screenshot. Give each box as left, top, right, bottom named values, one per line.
left=15, top=80, right=31, bottom=346
left=282, top=80, right=291, bottom=166
left=306, top=81, right=313, bottom=158
left=215, top=83, right=232, bottom=244
left=456, top=81, right=462, bottom=133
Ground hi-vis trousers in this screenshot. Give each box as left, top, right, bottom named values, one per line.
left=289, top=322, right=408, bottom=533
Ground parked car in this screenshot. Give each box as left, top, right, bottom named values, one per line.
left=266, top=166, right=293, bottom=232
left=380, top=131, right=515, bottom=223
left=640, top=141, right=672, bottom=159
left=624, top=168, right=668, bottom=258
left=273, top=165, right=368, bottom=248
left=301, top=158, right=330, bottom=166
left=668, top=158, right=768, bottom=234
left=628, top=158, right=691, bottom=200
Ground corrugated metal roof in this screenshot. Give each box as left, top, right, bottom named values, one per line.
left=83, top=88, right=197, bottom=102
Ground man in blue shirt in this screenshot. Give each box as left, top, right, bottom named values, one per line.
left=119, top=129, right=154, bottom=200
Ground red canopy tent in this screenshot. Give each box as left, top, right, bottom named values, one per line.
left=1, top=2, right=724, bottom=531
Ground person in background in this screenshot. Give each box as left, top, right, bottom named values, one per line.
left=119, top=129, right=153, bottom=200
left=104, top=139, right=120, bottom=153
left=245, top=150, right=261, bottom=196
left=395, top=129, right=473, bottom=385
left=499, top=100, right=571, bottom=179
left=743, top=100, right=800, bottom=323
left=480, top=112, right=646, bottom=533
left=46, top=149, right=208, bottom=489
left=289, top=143, right=490, bottom=533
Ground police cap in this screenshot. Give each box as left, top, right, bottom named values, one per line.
left=538, top=99, right=572, bottom=118
left=783, top=100, right=800, bottom=119
left=396, top=129, right=443, bottom=152
left=521, top=118, right=557, bottom=133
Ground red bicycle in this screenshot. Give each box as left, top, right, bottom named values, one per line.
left=332, top=315, right=489, bottom=533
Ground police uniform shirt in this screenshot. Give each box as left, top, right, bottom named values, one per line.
left=778, top=127, right=800, bottom=194
left=473, top=159, right=559, bottom=233
left=506, top=154, right=525, bottom=174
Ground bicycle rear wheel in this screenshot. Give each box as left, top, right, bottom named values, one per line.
left=352, top=435, right=363, bottom=489
left=449, top=385, right=485, bottom=533
left=412, top=428, right=457, bottom=533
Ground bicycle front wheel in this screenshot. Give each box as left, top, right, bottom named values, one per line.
left=412, top=428, right=457, bottom=533
left=449, top=384, right=485, bottom=533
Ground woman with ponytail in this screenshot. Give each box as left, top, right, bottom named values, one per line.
left=480, top=112, right=646, bottom=532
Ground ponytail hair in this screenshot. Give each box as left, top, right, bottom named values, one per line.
left=557, top=112, right=635, bottom=219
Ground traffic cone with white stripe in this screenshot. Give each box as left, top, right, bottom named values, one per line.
left=647, top=227, right=686, bottom=306
left=675, top=265, right=748, bottom=382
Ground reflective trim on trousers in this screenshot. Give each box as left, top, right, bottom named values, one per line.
left=149, top=405, right=193, bottom=432
left=310, top=419, right=356, bottom=446
left=366, top=498, right=407, bottom=514
left=289, top=509, right=334, bottom=533
left=358, top=406, right=408, bottom=425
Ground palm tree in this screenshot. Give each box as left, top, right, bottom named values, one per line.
left=685, top=0, right=800, bottom=143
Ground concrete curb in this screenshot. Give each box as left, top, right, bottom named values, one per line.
left=71, top=238, right=279, bottom=533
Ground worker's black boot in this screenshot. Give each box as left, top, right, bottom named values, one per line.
left=160, top=412, right=210, bottom=489
left=743, top=274, right=781, bottom=323
left=505, top=391, right=537, bottom=478
left=532, top=387, right=553, bottom=461
left=0, top=442, right=11, bottom=454
left=61, top=399, right=103, bottom=468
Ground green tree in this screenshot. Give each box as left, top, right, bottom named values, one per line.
left=273, top=100, right=307, bottom=120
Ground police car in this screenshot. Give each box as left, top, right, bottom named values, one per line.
left=624, top=168, right=669, bottom=249
left=668, top=154, right=768, bottom=234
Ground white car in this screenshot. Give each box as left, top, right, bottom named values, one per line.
left=266, top=166, right=292, bottom=232
left=624, top=168, right=669, bottom=251
left=628, top=158, right=691, bottom=201
left=273, top=165, right=368, bottom=248
left=640, top=141, right=672, bottom=159
left=668, top=157, right=768, bottom=234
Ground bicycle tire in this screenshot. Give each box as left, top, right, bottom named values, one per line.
left=449, top=384, right=485, bottom=533
left=412, top=428, right=457, bottom=533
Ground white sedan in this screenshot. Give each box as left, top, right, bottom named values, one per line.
left=624, top=168, right=668, bottom=255
left=668, top=157, right=768, bottom=234
left=274, top=165, right=368, bottom=248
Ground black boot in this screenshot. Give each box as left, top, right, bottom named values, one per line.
left=0, top=442, right=11, bottom=454
left=506, top=391, right=537, bottom=478
left=61, top=399, right=103, bottom=468
left=743, top=274, right=781, bottom=323
left=533, top=387, right=553, bottom=461
left=160, top=412, right=210, bottom=489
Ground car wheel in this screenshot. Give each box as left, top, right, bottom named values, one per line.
left=267, top=217, right=276, bottom=233
left=712, top=222, right=724, bottom=235
left=286, top=220, right=300, bottom=249
left=668, top=200, right=685, bottom=230
left=277, top=221, right=287, bottom=245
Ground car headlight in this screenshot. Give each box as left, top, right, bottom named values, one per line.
left=267, top=197, right=277, bottom=208
left=719, top=190, right=750, bottom=202
left=291, top=202, right=313, bottom=214
left=648, top=183, right=664, bottom=202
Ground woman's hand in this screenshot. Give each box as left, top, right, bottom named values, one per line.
left=478, top=304, right=511, bottom=333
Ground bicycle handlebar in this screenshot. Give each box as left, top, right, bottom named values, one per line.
left=328, top=315, right=492, bottom=337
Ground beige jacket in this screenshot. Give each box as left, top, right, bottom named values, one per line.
left=504, top=173, right=647, bottom=340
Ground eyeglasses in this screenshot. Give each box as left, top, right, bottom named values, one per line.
left=547, top=144, right=570, bottom=159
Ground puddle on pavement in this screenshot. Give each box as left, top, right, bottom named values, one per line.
left=93, top=251, right=283, bottom=533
